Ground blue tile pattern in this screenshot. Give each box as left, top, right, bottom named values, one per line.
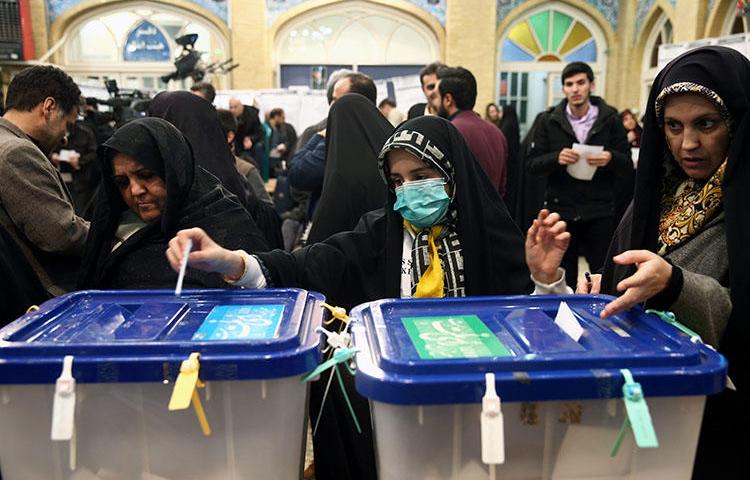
left=266, top=0, right=446, bottom=26
left=47, top=0, right=228, bottom=24
left=635, top=0, right=657, bottom=34
left=497, top=0, right=619, bottom=30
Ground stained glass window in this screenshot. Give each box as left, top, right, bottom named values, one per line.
left=501, top=9, right=597, bottom=63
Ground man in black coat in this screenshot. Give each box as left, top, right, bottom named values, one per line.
left=228, top=96, right=264, bottom=161
left=528, top=62, right=630, bottom=287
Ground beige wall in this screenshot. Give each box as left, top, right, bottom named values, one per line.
left=445, top=0, right=496, bottom=113
left=29, top=0, right=49, bottom=57
left=16, top=0, right=734, bottom=109
left=231, top=0, right=273, bottom=89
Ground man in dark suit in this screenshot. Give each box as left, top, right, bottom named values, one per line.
left=0, top=66, right=89, bottom=294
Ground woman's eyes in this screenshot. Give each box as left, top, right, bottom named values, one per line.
left=114, top=177, right=129, bottom=189
left=137, top=170, right=156, bottom=180
left=697, top=119, right=718, bottom=130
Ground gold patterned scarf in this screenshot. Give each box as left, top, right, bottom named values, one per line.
left=657, top=160, right=726, bottom=255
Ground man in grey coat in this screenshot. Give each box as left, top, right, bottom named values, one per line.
left=0, top=65, right=90, bottom=295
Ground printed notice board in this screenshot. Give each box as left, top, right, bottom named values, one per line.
left=401, top=315, right=512, bottom=359
left=192, top=304, right=285, bottom=341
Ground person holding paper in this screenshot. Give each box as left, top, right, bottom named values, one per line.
left=527, top=62, right=631, bottom=288
left=577, top=47, right=750, bottom=478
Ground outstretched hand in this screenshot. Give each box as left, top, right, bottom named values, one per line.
left=166, top=228, right=245, bottom=279
left=525, top=209, right=571, bottom=284
left=600, top=250, right=672, bottom=318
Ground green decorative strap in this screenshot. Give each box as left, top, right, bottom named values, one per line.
left=300, top=347, right=362, bottom=434
left=646, top=309, right=702, bottom=341
left=610, top=368, right=659, bottom=457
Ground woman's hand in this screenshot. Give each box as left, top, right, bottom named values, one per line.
left=576, top=273, right=602, bottom=294
left=166, top=228, right=245, bottom=279
left=600, top=250, right=672, bottom=318
left=525, top=209, right=571, bottom=284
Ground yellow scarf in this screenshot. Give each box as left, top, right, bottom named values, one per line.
left=405, top=220, right=445, bottom=298
left=658, top=160, right=726, bottom=255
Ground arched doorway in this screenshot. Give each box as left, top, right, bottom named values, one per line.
left=274, top=0, right=440, bottom=88
left=496, top=2, right=608, bottom=134
left=720, top=0, right=749, bottom=35
left=640, top=11, right=673, bottom=111
left=61, top=2, right=230, bottom=92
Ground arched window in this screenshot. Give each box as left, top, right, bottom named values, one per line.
left=721, top=0, right=749, bottom=35
left=641, top=13, right=673, bottom=110
left=62, top=2, right=229, bottom=91
left=275, top=1, right=439, bottom=88
left=497, top=3, right=607, bottom=133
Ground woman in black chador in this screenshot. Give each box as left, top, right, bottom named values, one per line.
left=579, top=47, right=750, bottom=478
left=78, top=117, right=269, bottom=289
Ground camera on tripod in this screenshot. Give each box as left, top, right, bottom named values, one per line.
left=160, top=33, right=239, bottom=84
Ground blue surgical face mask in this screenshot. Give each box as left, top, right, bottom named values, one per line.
left=393, top=178, right=450, bottom=228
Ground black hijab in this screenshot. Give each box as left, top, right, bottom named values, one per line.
left=499, top=104, right=521, bottom=215
left=307, top=93, right=393, bottom=244
left=149, top=91, right=284, bottom=249
left=78, top=118, right=269, bottom=289
left=379, top=115, right=532, bottom=296
left=601, top=46, right=750, bottom=388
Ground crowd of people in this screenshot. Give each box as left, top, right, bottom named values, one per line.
left=0, top=46, right=746, bottom=479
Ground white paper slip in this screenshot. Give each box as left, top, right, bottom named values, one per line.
left=175, top=238, right=193, bottom=297
left=567, top=143, right=604, bottom=181
left=630, top=147, right=640, bottom=168
left=555, top=301, right=584, bottom=342
left=58, top=149, right=78, bottom=162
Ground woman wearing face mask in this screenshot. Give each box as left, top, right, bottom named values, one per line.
left=77, top=117, right=269, bottom=289
left=166, top=116, right=570, bottom=306
left=165, top=116, right=571, bottom=480
left=577, top=47, right=750, bottom=478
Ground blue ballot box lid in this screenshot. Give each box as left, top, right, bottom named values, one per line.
left=0, top=289, right=324, bottom=384
left=350, top=295, right=727, bottom=405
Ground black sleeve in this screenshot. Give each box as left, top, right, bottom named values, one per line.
left=255, top=211, right=387, bottom=308
left=603, top=116, right=632, bottom=173
left=527, top=115, right=564, bottom=175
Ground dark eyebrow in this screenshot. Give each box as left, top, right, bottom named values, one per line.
left=409, top=166, right=435, bottom=175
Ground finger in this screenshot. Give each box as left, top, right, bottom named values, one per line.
left=547, top=220, right=567, bottom=234
left=613, top=250, right=653, bottom=265
left=555, top=231, right=571, bottom=246
left=590, top=274, right=602, bottom=294
left=575, top=275, right=591, bottom=294
left=165, top=248, right=181, bottom=272
left=542, top=212, right=561, bottom=226
left=601, top=288, right=641, bottom=318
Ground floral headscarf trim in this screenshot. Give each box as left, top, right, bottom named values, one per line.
left=655, top=82, right=731, bottom=129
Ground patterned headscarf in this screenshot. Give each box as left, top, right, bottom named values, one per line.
left=654, top=82, right=730, bottom=253
left=379, top=126, right=463, bottom=297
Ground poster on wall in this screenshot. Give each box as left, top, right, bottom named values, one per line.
left=310, top=66, right=327, bottom=90
left=123, top=20, right=171, bottom=62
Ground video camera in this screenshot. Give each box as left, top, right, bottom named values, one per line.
left=87, top=79, right=151, bottom=127
left=160, top=33, right=239, bottom=84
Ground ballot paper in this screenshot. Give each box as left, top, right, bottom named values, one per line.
left=567, top=143, right=603, bottom=180
left=631, top=147, right=640, bottom=168
left=554, top=301, right=584, bottom=342
left=58, top=149, right=78, bottom=162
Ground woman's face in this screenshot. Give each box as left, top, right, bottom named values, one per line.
left=622, top=113, right=636, bottom=130
left=387, top=149, right=448, bottom=191
left=112, top=152, right=167, bottom=222
left=663, top=93, right=729, bottom=180
left=487, top=104, right=500, bottom=121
